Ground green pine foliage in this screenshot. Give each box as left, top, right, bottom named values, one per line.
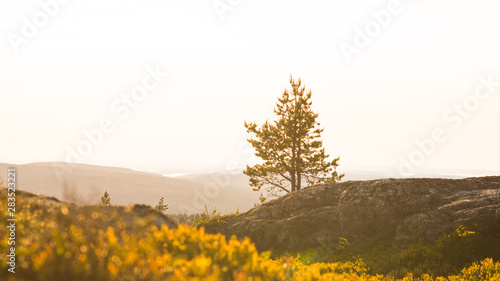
left=100, top=190, right=111, bottom=206
left=154, top=197, right=169, bottom=214
left=244, top=76, right=343, bottom=200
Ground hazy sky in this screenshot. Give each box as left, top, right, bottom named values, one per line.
left=1, top=0, right=499, bottom=175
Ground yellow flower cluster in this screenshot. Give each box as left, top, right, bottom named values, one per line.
left=0, top=189, right=499, bottom=281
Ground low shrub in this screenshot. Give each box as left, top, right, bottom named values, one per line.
left=1, top=189, right=499, bottom=280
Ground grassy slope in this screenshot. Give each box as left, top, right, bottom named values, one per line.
left=1, top=187, right=500, bottom=280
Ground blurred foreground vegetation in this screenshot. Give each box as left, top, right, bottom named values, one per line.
left=1, top=189, right=499, bottom=280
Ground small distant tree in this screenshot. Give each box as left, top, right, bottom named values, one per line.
left=100, top=190, right=111, bottom=206
left=244, top=76, right=343, bottom=201
left=155, top=197, right=169, bottom=214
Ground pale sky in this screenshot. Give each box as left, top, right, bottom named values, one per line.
left=1, top=0, right=499, bottom=175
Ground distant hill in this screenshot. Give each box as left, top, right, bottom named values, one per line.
left=0, top=162, right=260, bottom=214
left=1, top=162, right=494, bottom=214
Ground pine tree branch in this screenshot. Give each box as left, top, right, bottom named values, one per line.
left=256, top=175, right=291, bottom=193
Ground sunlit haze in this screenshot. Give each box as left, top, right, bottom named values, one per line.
left=1, top=0, right=499, bottom=176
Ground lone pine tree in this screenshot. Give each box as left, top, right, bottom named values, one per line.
left=100, top=190, right=111, bottom=206
left=155, top=197, right=169, bottom=214
left=244, top=76, right=343, bottom=200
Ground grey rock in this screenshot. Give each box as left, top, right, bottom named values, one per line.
left=205, top=176, right=500, bottom=251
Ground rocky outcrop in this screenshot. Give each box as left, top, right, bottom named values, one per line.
left=1, top=188, right=177, bottom=230
left=205, top=176, right=500, bottom=251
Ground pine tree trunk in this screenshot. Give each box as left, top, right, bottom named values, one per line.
left=297, top=171, right=301, bottom=191
left=291, top=129, right=297, bottom=192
